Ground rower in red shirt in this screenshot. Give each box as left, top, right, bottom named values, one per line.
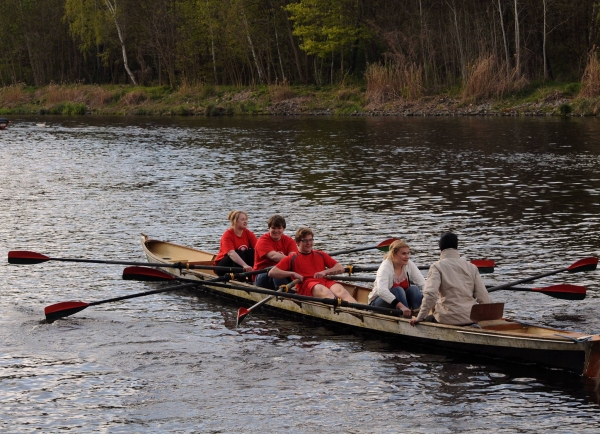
left=269, top=227, right=356, bottom=302
left=214, top=210, right=257, bottom=276
left=253, top=214, right=298, bottom=290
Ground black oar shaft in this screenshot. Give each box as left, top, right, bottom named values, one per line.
left=329, top=246, right=377, bottom=256
left=488, top=267, right=567, bottom=292
left=88, top=281, right=201, bottom=307
left=42, top=257, right=243, bottom=272
left=178, top=278, right=404, bottom=317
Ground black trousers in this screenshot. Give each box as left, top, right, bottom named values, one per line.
left=215, top=248, right=255, bottom=276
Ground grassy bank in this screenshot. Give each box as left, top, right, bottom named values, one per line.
left=1, top=81, right=599, bottom=117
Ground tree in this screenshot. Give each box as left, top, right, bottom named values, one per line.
left=64, top=0, right=137, bottom=85
left=285, top=0, right=369, bottom=82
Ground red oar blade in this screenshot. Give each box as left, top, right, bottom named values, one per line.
left=375, top=238, right=398, bottom=252
left=470, top=259, right=495, bottom=274
left=8, top=251, right=51, bottom=265
left=567, top=257, right=598, bottom=273
left=236, top=307, right=250, bottom=328
left=122, top=266, right=176, bottom=281
left=45, top=301, right=89, bottom=322
left=532, top=284, right=586, bottom=301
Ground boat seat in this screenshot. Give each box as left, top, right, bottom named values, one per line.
left=470, top=302, right=504, bottom=322
left=164, top=258, right=188, bottom=263
left=187, top=260, right=215, bottom=266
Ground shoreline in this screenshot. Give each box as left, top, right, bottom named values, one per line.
left=0, top=84, right=598, bottom=118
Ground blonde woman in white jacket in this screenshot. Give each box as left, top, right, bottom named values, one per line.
left=368, top=239, right=425, bottom=318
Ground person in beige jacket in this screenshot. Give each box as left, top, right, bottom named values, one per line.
left=409, top=232, right=490, bottom=326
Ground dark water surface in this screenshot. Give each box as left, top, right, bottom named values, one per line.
left=1, top=115, right=600, bottom=432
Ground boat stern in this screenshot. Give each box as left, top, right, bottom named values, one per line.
left=584, top=336, right=600, bottom=379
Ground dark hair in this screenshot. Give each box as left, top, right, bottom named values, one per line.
left=295, top=227, right=314, bottom=243
left=267, top=214, right=286, bottom=229
left=439, top=232, right=458, bottom=251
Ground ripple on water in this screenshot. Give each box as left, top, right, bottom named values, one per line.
left=1, top=116, right=600, bottom=432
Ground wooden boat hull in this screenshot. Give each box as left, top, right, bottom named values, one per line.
left=140, top=234, right=600, bottom=378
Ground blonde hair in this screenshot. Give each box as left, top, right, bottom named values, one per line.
left=384, top=239, right=410, bottom=260
left=227, top=210, right=248, bottom=227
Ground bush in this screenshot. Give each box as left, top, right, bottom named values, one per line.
left=558, top=103, right=572, bottom=115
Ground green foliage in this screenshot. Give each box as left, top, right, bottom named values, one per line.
left=285, top=0, right=370, bottom=58
left=146, top=86, right=173, bottom=100
left=559, top=103, right=572, bottom=116
left=169, top=105, right=193, bottom=116
left=43, top=102, right=86, bottom=115
left=64, top=0, right=112, bottom=58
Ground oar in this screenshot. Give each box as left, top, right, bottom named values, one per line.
left=328, top=238, right=398, bottom=256
left=343, top=259, right=495, bottom=274
left=325, top=276, right=586, bottom=300
left=236, top=279, right=301, bottom=327
left=7, top=250, right=243, bottom=273
left=122, top=267, right=406, bottom=318
left=44, top=281, right=202, bottom=322
left=490, top=284, right=586, bottom=301
left=487, top=257, right=598, bottom=292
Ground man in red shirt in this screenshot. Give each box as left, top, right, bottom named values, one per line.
left=269, top=227, right=357, bottom=302
left=253, top=214, right=298, bottom=290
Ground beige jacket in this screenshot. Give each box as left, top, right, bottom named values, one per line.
left=416, top=249, right=490, bottom=325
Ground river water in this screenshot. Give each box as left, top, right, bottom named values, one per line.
left=1, top=115, right=600, bottom=432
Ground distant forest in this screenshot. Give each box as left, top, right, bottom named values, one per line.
left=1, top=0, right=599, bottom=92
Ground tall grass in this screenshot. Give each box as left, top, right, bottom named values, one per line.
left=269, top=79, right=296, bottom=102
left=0, top=83, right=28, bottom=105
left=461, top=55, right=527, bottom=103
left=365, top=62, right=423, bottom=104
left=580, top=50, right=600, bottom=98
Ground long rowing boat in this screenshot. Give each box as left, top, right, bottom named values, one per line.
left=140, top=234, right=600, bottom=378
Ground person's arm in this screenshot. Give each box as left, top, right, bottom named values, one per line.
left=472, top=269, right=491, bottom=303
left=407, top=260, right=426, bottom=290
left=371, top=260, right=407, bottom=312
left=268, top=265, right=303, bottom=281
left=227, top=250, right=252, bottom=272
left=265, top=250, right=287, bottom=262
left=314, top=261, right=344, bottom=278
left=410, top=265, right=441, bottom=326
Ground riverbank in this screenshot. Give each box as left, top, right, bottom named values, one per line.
left=1, top=82, right=599, bottom=117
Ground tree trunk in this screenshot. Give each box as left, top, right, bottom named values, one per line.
left=448, top=0, right=466, bottom=84
left=206, top=0, right=218, bottom=84
left=104, top=0, right=138, bottom=86
left=240, top=4, right=265, bottom=84
left=514, top=0, right=520, bottom=76
left=283, top=2, right=305, bottom=83
left=496, top=0, right=510, bottom=75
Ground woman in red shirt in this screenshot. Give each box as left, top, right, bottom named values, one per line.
left=214, top=210, right=257, bottom=275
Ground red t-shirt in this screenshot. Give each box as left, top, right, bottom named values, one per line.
left=276, top=250, right=338, bottom=295
left=214, top=228, right=257, bottom=263
left=253, top=232, right=298, bottom=271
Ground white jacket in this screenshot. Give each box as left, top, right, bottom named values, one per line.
left=416, top=249, right=490, bottom=325
left=367, top=258, right=425, bottom=305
